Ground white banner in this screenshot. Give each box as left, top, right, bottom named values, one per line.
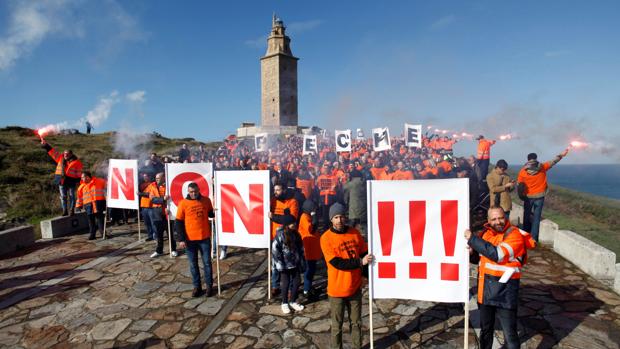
left=107, top=159, right=139, bottom=210
left=372, top=127, right=391, bottom=151
left=215, top=170, right=270, bottom=249
left=303, top=135, right=318, bottom=155
left=165, top=163, right=213, bottom=219
left=255, top=133, right=268, bottom=152
left=335, top=129, right=352, bottom=152
left=405, top=123, right=422, bottom=148
left=368, top=178, right=469, bottom=302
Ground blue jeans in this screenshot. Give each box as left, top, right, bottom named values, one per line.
left=304, top=260, right=317, bottom=293
left=523, top=197, right=545, bottom=242
left=141, top=208, right=154, bottom=239
left=211, top=224, right=227, bottom=254
left=185, top=239, right=213, bottom=288
left=272, top=267, right=280, bottom=289
left=479, top=303, right=519, bottom=349
left=59, top=184, right=77, bottom=211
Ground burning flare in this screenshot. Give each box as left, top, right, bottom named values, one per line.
left=569, top=140, right=589, bottom=149
left=499, top=133, right=515, bottom=141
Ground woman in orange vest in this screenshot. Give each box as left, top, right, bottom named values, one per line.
left=41, top=140, right=83, bottom=216
left=76, top=171, right=106, bottom=240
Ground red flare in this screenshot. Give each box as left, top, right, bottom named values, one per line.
left=569, top=140, right=588, bottom=149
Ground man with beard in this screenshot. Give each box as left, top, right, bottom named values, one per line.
left=321, top=203, right=373, bottom=349
left=464, top=207, right=536, bottom=349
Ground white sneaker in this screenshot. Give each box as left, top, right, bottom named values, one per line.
left=150, top=252, right=163, bottom=258
left=281, top=303, right=291, bottom=314
left=171, top=251, right=178, bottom=257
left=289, top=302, right=304, bottom=311
left=219, top=250, right=227, bottom=260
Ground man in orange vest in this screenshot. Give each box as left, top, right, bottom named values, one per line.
left=76, top=171, right=107, bottom=240
left=475, top=135, right=496, bottom=181
left=146, top=172, right=177, bottom=258
left=41, top=140, right=83, bottom=216
left=321, top=203, right=373, bottom=349
left=176, top=182, right=215, bottom=297
left=465, top=207, right=536, bottom=349
left=138, top=173, right=155, bottom=241
left=517, top=149, right=569, bottom=241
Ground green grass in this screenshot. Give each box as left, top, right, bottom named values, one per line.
left=0, top=126, right=220, bottom=238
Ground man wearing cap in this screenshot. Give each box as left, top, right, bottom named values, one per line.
left=517, top=149, right=569, bottom=241
left=321, top=203, right=373, bottom=349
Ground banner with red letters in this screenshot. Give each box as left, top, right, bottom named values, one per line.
left=107, top=159, right=139, bottom=210
left=165, top=163, right=213, bottom=219
left=215, top=170, right=270, bottom=249
left=368, top=178, right=469, bottom=302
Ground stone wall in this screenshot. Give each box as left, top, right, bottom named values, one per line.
left=0, top=225, right=35, bottom=255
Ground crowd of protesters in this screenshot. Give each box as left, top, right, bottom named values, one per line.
left=42, top=130, right=570, bottom=349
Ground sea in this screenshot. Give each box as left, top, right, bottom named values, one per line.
left=510, top=164, right=620, bottom=201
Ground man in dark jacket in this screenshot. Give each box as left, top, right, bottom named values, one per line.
left=465, top=207, right=536, bottom=349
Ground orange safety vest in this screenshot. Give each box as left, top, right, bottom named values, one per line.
left=298, top=213, right=322, bottom=261
left=76, top=177, right=107, bottom=213
left=48, top=148, right=83, bottom=179
left=270, top=197, right=299, bottom=239
left=517, top=162, right=552, bottom=198
left=391, top=169, right=414, bottom=180
left=145, top=182, right=166, bottom=208
left=296, top=177, right=315, bottom=200
left=139, top=181, right=152, bottom=208
left=476, top=139, right=496, bottom=160
left=476, top=223, right=535, bottom=308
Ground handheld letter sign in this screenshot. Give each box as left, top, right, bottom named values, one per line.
left=356, top=128, right=365, bottom=140
left=165, top=163, right=213, bottom=219
left=368, top=178, right=469, bottom=302
left=107, top=159, right=138, bottom=209
left=255, top=133, right=268, bottom=152
left=372, top=127, right=391, bottom=151
left=405, top=123, right=422, bottom=148
left=335, top=130, right=352, bottom=152
left=215, top=170, right=270, bottom=249
left=303, top=135, right=318, bottom=155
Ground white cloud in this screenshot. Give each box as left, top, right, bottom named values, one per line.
left=0, top=0, right=145, bottom=72
left=126, top=90, right=146, bottom=104
left=430, top=14, right=455, bottom=30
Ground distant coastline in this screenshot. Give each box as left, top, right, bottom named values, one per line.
left=510, top=164, right=620, bottom=200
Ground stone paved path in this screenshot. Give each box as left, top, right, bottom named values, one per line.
left=0, top=225, right=619, bottom=348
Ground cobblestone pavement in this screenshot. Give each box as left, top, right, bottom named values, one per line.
left=0, top=225, right=619, bottom=348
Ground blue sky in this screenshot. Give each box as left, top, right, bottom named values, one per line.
left=1, top=1, right=619, bottom=164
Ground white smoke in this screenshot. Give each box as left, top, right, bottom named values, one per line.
left=79, top=91, right=119, bottom=127
left=113, top=91, right=152, bottom=161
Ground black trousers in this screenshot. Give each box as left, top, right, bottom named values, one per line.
left=280, top=268, right=300, bottom=304
left=478, top=302, right=519, bottom=349
left=88, top=212, right=105, bottom=238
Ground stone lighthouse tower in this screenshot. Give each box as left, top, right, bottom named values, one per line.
left=260, top=14, right=299, bottom=128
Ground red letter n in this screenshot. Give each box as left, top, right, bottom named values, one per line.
left=111, top=168, right=134, bottom=200
left=221, top=184, right=264, bottom=234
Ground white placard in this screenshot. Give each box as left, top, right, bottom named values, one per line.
left=372, top=127, right=391, bottom=151
left=335, top=130, right=352, bottom=152
left=303, top=135, right=318, bottom=155
left=106, top=159, right=138, bottom=209
left=165, top=163, right=213, bottom=219
left=368, top=178, right=469, bottom=302
left=215, top=170, right=270, bottom=249
left=405, top=123, right=422, bottom=148
left=255, top=133, right=268, bottom=152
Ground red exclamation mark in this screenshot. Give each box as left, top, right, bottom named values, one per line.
left=441, top=200, right=459, bottom=281
left=377, top=201, right=395, bottom=278
left=409, top=201, right=427, bottom=279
